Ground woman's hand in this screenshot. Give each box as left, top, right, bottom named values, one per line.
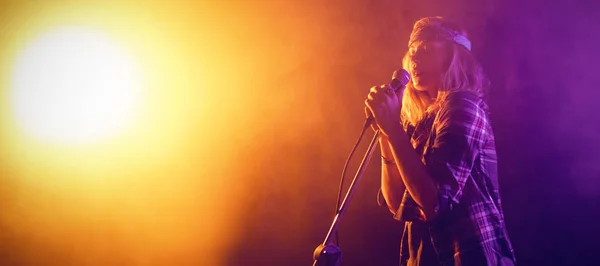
left=365, top=84, right=403, bottom=138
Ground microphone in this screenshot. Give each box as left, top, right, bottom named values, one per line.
left=365, top=69, right=411, bottom=127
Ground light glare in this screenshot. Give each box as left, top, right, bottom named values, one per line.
left=10, top=26, right=143, bottom=145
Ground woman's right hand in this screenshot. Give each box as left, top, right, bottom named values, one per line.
left=364, top=84, right=404, bottom=139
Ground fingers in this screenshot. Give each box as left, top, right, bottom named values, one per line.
left=381, top=84, right=397, bottom=98
left=381, top=83, right=394, bottom=93
left=368, top=84, right=394, bottom=101
left=367, top=86, right=378, bottom=101
left=365, top=83, right=397, bottom=119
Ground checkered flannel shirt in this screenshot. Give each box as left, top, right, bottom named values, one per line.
left=382, top=91, right=516, bottom=265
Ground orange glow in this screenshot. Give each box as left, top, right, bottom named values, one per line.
left=0, top=1, right=367, bottom=265
left=0, top=1, right=305, bottom=265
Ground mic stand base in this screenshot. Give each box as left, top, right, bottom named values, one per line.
left=312, top=243, right=342, bottom=266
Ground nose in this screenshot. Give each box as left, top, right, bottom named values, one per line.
left=412, top=49, right=424, bottom=64
left=409, top=57, right=420, bottom=73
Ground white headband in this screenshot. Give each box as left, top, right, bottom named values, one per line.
left=409, top=21, right=472, bottom=51
left=451, top=33, right=471, bottom=51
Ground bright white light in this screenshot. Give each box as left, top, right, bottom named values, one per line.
left=10, top=26, right=142, bottom=145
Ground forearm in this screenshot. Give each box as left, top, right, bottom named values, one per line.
left=379, top=136, right=405, bottom=213
left=386, top=127, right=438, bottom=218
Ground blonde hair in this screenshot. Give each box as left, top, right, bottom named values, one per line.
left=400, top=17, right=489, bottom=127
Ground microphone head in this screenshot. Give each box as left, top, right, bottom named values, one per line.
left=391, top=69, right=410, bottom=90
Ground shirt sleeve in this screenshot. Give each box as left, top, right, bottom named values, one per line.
left=426, top=92, right=489, bottom=216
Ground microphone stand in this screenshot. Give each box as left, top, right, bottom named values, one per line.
left=312, top=129, right=381, bottom=266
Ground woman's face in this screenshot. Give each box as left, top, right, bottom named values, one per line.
left=407, top=40, right=449, bottom=93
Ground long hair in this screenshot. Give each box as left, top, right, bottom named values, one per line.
left=400, top=17, right=489, bottom=128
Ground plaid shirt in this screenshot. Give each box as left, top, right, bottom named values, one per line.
left=384, top=91, right=516, bottom=265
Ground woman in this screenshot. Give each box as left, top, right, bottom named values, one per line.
left=365, top=17, right=516, bottom=266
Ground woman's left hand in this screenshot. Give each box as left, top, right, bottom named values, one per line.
left=365, top=84, right=403, bottom=138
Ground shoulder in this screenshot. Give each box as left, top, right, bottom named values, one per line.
left=442, top=91, right=483, bottom=112
left=434, top=91, right=492, bottom=142
left=437, top=91, right=489, bottom=121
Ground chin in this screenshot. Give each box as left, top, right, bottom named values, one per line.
left=413, top=78, right=436, bottom=92
left=413, top=84, right=429, bottom=92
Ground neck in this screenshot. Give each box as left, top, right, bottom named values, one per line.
left=422, top=87, right=439, bottom=107
left=427, top=87, right=439, bottom=99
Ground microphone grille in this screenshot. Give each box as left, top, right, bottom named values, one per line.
left=391, top=69, right=410, bottom=89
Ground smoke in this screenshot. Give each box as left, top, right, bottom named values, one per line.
left=2, top=1, right=600, bottom=266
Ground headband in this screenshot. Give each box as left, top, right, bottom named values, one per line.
left=408, top=20, right=472, bottom=51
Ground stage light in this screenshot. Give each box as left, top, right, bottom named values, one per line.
left=9, top=26, right=143, bottom=145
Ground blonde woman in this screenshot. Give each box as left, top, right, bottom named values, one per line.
left=366, top=17, right=516, bottom=266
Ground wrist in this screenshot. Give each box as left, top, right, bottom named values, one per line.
left=379, top=135, right=392, bottom=150
left=383, top=122, right=404, bottom=139
left=386, top=125, right=408, bottom=147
